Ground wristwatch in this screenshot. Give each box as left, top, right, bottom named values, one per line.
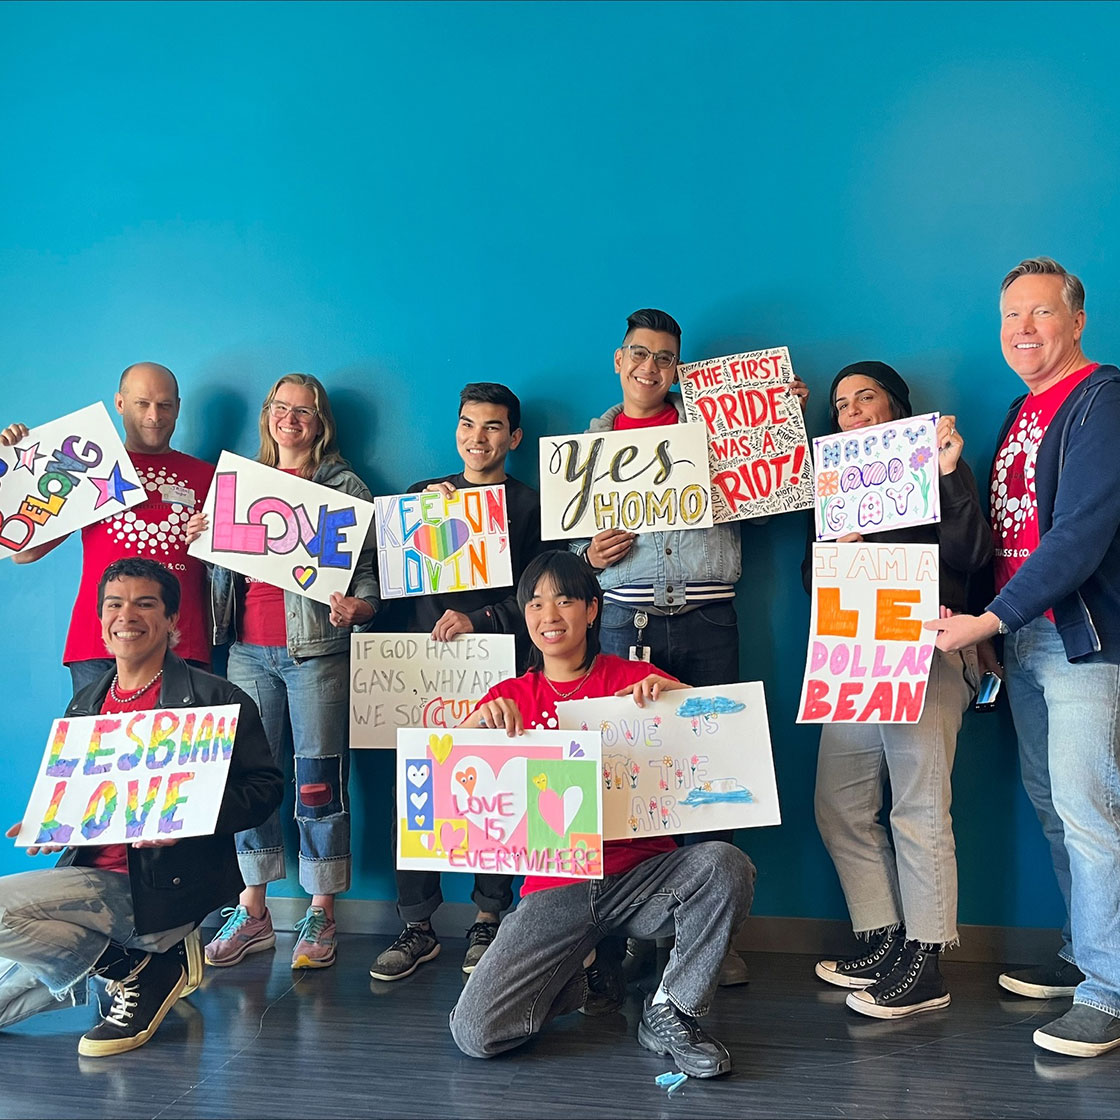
left=996, top=618, right=1010, bottom=636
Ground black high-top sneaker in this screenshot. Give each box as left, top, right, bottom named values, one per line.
left=78, top=950, right=187, bottom=1056
left=815, top=927, right=906, bottom=989
left=846, top=940, right=951, bottom=1018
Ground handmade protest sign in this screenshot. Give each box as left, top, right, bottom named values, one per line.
left=798, top=543, right=940, bottom=725
left=350, top=632, right=516, bottom=748
left=188, top=451, right=374, bottom=606
left=0, top=403, right=146, bottom=558
left=539, top=423, right=714, bottom=539
left=557, top=682, right=779, bottom=840
left=813, top=414, right=941, bottom=540
left=678, top=348, right=814, bottom=522
left=396, top=728, right=603, bottom=880
left=15, top=705, right=239, bottom=847
left=373, top=485, right=512, bottom=599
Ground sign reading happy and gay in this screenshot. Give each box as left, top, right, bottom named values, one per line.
left=396, top=727, right=603, bottom=880
left=373, top=486, right=512, bottom=599
left=188, top=451, right=375, bottom=605
left=0, top=403, right=146, bottom=558
left=15, top=705, right=240, bottom=847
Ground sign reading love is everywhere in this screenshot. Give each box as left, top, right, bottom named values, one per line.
left=395, top=727, right=603, bottom=879
left=374, top=486, right=513, bottom=599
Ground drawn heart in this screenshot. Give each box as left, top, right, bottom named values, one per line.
left=420, top=832, right=435, bottom=850
left=439, top=821, right=466, bottom=852
left=409, top=791, right=429, bottom=809
left=537, top=785, right=584, bottom=836
left=455, top=766, right=477, bottom=797
left=452, top=755, right=527, bottom=835
left=406, top=764, right=430, bottom=787
left=567, top=741, right=585, bottom=758
left=292, top=566, right=317, bottom=589
left=414, top=814, right=424, bottom=826
left=412, top=519, right=471, bottom=563
left=429, top=733, right=454, bottom=765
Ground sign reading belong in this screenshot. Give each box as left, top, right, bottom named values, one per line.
left=539, top=423, right=714, bottom=539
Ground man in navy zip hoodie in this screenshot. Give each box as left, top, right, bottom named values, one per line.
left=929, top=258, right=1120, bottom=1059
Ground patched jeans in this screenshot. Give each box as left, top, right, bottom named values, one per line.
left=227, top=644, right=351, bottom=896
left=0, top=867, right=190, bottom=1030
left=1005, top=616, right=1120, bottom=1016
left=450, top=842, right=755, bottom=1058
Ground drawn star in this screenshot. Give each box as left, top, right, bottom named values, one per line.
left=89, top=462, right=141, bottom=509
left=14, top=443, right=44, bottom=472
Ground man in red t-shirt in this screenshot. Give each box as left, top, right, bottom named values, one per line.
left=2, top=363, right=214, bottom=692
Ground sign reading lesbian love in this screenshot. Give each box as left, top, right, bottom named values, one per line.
left=678, top=348, right=814, bottom=522
left=188, top=451, right=375, bottom=606
left=813, top=414, right=941, bottom=540
left=15, top=705, right=239, bottom=848
left=0, top=403, right=145, bottom=558
left=557, top=682, right=780, bottom=840
left=798, top=543, right=939, bottom=725
left=373, top=486, right=512, bottom=599
left=350, top=632, right=516, bottom=749
left=539, top=423, right=714, bottom=539
left=396, top=728, right=603, bottom=880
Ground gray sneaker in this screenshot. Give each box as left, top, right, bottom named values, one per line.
left=370, top=924, right=440, bottom=981
left=1034, top=1004, right=1120, bottom=1058
left=718, top=950, right=750, bottom=987
left=462, top=922, right=498, bottom=974
left=999, top=958, right=1085, bottom=999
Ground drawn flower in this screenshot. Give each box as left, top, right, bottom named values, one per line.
left=662, top=755, right=673, bottom=768
left=690, top=754, right=700, bottom=767
left=817, top=470, right=839, bottom=497
left=628, top=816, right=639, bottom=833
left=659, top=778, right=668, bottom=791
left=909, top=446, right=932, bottom=470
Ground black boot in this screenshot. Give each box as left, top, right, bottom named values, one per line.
left=815, top=926, right=905, bottom=989
left=846, top=940, right=950, bottom=1019
left=79, top=950, right=186, bottom=1056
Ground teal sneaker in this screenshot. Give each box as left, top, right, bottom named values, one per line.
left=292, top=906, right=337, bottom=970
left=204, top=906, right=275, bottom=968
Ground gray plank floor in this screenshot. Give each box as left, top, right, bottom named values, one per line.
left=2, top=934, right=1117, bottom=1119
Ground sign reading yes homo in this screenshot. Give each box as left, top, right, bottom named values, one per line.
left=16, top=705, right=239, bottom=847
left=188, top=451, right=374, bottom=605
left=798, top=543, right=939, bottom=725
left=539, top=423, right=714, bottom=539
left=0, top=403, right=145, bottom=558
left=678, top=348, right=814, bottom=522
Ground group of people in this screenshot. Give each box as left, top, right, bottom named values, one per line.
left=0, top=255, right=1117, bottom=1077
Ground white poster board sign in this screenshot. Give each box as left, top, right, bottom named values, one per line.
left=812, top=414, right=941, bottom=540
left=539, top=423, right=714, bottom=539
left=16, top=705, right=239, bottom=847
left=798, top=543, right=939, bottom=725
left=350, top=632, right=516, bottom=748
left=188, top=451, right=374, bottom=605
left=678, top=348, right=814, bottom=522
left=0, top=403, right=145, bottom=557
left=557, top=682, right=780, bottom=840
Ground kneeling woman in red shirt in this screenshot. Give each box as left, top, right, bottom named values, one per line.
left=449, top=550, right=755, bottom=1079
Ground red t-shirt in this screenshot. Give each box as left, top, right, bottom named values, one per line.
left=237, top=468, right=300, bottom=647
left=65, top=450, right=214, bottom=666
left=613, top=402, right=680, bottom=431
left=991, top=363, right=1097, bottom=620
left=86, top=671, right=166, bottom=873
left=475, top=654, right=679, bottom=897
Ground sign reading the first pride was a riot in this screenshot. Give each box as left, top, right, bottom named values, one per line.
left=538, top=423, right=714, bottom=539
left=678, top=348, right=814, bottom=522
left=798, top=543, right=939, bottom=725
left=16, top=706, right=239, bottom=847
left=0, top=403, right=146, bottom=558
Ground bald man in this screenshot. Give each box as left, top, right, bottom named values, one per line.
left=1, top=363, right=215, bottom=690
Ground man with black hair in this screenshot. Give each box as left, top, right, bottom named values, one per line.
left=0, top=557, right=282, bottom=1056
left=371, top=382, right=546, bottom=981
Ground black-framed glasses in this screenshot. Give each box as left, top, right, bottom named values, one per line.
left=621, top=344, right=678, bottom=369
left=267, top=400, right=318, bottom=421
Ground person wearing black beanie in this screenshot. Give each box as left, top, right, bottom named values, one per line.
left=826, top=361, right=912, bottom=431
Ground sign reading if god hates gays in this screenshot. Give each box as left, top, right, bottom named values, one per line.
left=16, top=706, right=239, bottom=847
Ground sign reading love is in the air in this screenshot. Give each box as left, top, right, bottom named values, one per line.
left=395, top=727, right=603, bottom=880
left=373, top=485, right=513, bottom=599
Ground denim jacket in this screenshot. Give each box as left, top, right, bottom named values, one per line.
left=569, top=398, right=742, bottom=608
left=210, top=457, right=381, bottom=659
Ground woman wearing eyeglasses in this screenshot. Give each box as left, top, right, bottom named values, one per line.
left=188, top=374, right=380, bottom=971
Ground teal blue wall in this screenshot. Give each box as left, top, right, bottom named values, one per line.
left=4, top=0, right=1118, bottom=929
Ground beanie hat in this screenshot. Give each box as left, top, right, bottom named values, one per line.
left=828, top=361, right=913, bottom=431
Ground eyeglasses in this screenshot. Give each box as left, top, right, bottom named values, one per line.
left=621, top=344, right=678, bottom=370
left=267, top=400, right=318, bottom=421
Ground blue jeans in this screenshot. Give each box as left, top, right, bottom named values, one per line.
left=1005, top=617, right=1120, bottom=1016
left=227, top=643, right=351, bottom=896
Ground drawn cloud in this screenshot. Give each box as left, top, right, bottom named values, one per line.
left=680, top=778, right=753, bottom=807
left=675, top=696, right=746, bottom=717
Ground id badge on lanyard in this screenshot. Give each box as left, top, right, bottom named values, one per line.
left=629, top=609, right=651, bottom=663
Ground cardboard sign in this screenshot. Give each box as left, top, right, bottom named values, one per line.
left=350, top=632, right=516, bottom=748
left=0, top=403, right=146, bottom=557
left=557, top=682, right=779, bottom=840
left=539, top=423, right=714, bottom=539
left=396, top=728, right=603, bottom=879
left=678, top=348, right=814, bottom=522
left=188, top=451, right=375, bottom=606
left=813, top=414, right=941, bottom=540
left=373, top=485, right=512, bottom=599
left=798, top=543, right=939, bottom=724
left=16, top=705, right=239, bottom=847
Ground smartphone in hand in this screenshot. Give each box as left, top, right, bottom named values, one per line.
left=974, top=671, right=1002, bottom=712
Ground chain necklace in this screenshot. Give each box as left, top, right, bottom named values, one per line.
left=542, top=657, right=597, bottom=701
left=109, top=668, right=164, bottom=703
